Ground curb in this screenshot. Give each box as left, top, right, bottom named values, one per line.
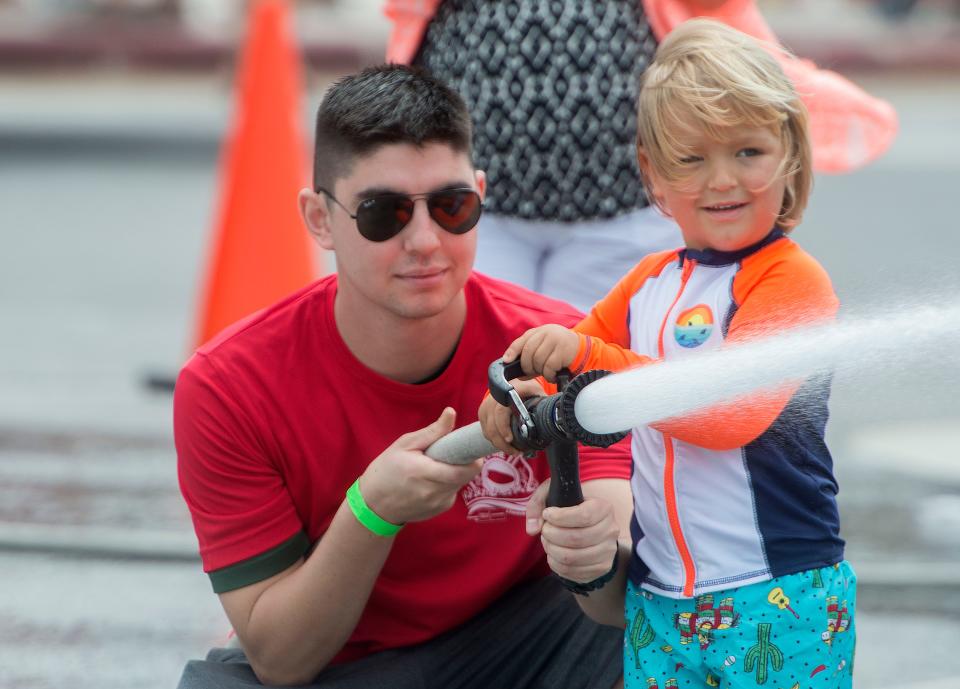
left=852, top=560, right=960, bottom=589
left=0, top=21, right=375, bottom=72
left=0, top=23, right=958, bottom=74
left=1, top=521, right=957, bottom=591
left=0, top=522, right=199, bottom=562
left=780, top=33, right=960, bottom=73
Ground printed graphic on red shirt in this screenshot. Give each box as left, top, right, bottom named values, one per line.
left=461, top=452, right=540, bottom=522
left=674, top=304, right=714, bottom=348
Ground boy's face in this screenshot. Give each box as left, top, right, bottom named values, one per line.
left=302, top=141, right=485, bottom=324
left=642, top=122, right=787, bottom=253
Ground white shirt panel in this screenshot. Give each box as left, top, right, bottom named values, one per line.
left=626, top=260, right=773, bottom=596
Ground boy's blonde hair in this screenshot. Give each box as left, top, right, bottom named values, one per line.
left=637, top=19, right=811, bottom=231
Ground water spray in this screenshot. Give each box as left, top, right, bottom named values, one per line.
left=574, top=304, right=960, bottom=434
left=425, top=305, right=960, bottom=475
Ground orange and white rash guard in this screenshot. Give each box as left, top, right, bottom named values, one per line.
left=569, top=229, right=844, bottom=598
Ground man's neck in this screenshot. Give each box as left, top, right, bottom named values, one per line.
left=334, top=292, right=467, bottom=384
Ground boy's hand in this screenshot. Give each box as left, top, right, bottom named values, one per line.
left=478, top=378, right=546, bottom=455
left=503, top=324, right=580, bottom=382
left=525, top=480, right=620, bottom=583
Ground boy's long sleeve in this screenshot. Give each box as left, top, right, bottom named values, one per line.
left=570, top=258, right=661, bottom=374
left=565, top=244, right=839, bottom=451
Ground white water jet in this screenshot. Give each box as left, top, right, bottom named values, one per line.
left=427, top=303, right=960, bottom=464
left=575, top=304, right=960, bottom=435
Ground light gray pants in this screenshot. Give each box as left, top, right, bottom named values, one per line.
left=474, top=206, right=681, bottom=313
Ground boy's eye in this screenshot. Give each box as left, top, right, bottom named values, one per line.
left=679, top=155, right=702, bottom=164
left=737, top=148, right=762, bottom=158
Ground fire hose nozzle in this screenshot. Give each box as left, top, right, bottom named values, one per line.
left=487, top=359, right=628, bottom=452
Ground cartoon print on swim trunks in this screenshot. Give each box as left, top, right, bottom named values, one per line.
left=622, top=563, right=857, bottom=688
left=822, top=595, right=851, bottom=645
left=672, top=594, right=740, bottom=650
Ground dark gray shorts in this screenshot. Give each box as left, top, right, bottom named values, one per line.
left=177, top=576, right=622, bottom=689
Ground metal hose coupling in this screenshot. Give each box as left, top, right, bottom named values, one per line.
left=487, top=359, right=628, bottom=452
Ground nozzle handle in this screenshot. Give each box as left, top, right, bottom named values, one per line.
left=546, top=371, right=583, bottom=508
left=488, top=358, right=538, bottom=447
left=487, top=358, right=526, bottom=407
left=546, top=438, right=583, bottom=508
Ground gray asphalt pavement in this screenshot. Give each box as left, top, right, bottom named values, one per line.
left=1, top=46, right=959, bottom=689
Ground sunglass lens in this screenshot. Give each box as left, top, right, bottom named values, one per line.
left=356, top=196, right=414, bottom=242
left=429, top=191, right=481, bottom=234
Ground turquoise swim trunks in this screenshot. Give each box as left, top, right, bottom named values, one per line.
left=624, top=562, right=856, bottom=688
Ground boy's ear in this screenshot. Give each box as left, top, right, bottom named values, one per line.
left=636, top=148, right=667, bottom=213
left=299, top=188, right=335, bottom=251
left=636, top=148, right=654, bottom=185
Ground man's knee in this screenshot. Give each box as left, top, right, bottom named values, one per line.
left=177, top=648, right=260, bottom=689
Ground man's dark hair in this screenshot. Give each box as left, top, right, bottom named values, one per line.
left=313, top=64, right=474, bottom=192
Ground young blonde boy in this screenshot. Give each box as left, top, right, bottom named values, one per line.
left=480, top=19, right=856, bottom=689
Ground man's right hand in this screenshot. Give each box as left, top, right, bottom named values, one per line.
left=359, top=407, right=483, bottom=525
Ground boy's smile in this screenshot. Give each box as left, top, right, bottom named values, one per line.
left=644, top=122, right=788, bottom=252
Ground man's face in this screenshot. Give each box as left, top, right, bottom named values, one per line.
left=306, top=142, right=484, bottom=323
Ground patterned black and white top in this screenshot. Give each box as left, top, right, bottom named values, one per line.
left=414, top=0, right=658, bottom=222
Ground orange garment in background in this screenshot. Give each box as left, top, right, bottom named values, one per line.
left=383, top=0, right=898, bottom=174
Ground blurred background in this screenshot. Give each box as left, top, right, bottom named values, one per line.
left=1, top=0, right=959, bottom=687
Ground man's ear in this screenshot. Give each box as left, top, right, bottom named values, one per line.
left=299, top=188, right=334, bottom=251
left=474, top=169, right=487, bottom=201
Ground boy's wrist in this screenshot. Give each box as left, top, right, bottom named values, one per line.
left=569, top=333, right=592, bottom=375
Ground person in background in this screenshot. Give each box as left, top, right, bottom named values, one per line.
left=174, top=64, right=633, bottom=689
left=481, top=19, right=856, bottom=688
left=383, top=0, right=897, bottom=313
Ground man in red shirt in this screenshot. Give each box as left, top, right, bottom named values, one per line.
left=174, top=64, right=632, bottom=688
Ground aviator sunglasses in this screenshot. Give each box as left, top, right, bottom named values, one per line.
left=317, top=187, right=483, bottom=243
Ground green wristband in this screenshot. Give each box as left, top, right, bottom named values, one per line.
left=346, top=479, right=403, bottom=537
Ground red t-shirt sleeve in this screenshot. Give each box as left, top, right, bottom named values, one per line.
left=174, top=355, right=305, bottom=573
left=577, top=436, right=633, bottom=482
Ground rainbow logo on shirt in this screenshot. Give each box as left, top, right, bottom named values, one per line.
left=674, top=305, right=714, bottom=348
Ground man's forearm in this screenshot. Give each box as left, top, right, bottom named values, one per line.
left=236, top=500, right=394, bottom=686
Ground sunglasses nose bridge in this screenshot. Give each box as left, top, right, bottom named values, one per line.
left=400, top=198, right=444, bottom=251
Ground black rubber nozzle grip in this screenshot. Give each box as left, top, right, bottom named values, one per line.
left=487, top=358, right=526, bottom=407
left=546, top=439, right=583, bottom=508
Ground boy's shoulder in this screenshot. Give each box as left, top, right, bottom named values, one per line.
left=735, top=236, right=837, bottom=306
left=610, top=247, right=684, bottom=297
left=741, top=236, right=831, bottom=280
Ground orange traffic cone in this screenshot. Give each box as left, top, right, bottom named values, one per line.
left=192, top=0, right=316, bottom=349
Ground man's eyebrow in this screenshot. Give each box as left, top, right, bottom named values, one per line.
left=354, top=182, right=474, bottom=201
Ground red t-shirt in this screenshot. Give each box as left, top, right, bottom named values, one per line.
left=174, top=272, right=631, bottom=663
